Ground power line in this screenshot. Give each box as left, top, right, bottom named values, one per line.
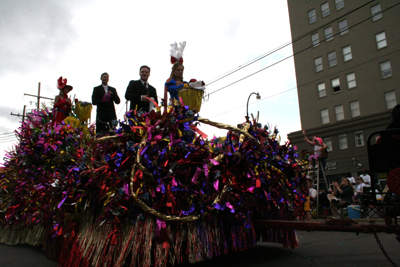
left=207, top=48, right=400, bottom=120
left=0, top=139, right=18, bottom=144
left=204, top=0, right=377, bottom=88
left=5, top=115, right=21, bottom=134
left=299, top=49, right=400, bottom=90
left=205, top=42, right=292, bottom=86
left=0, top=140, right=17, bottom=144
left=0, top=132, right=15, bottom=136
left=206, top=1, right=400, bottom=97
left=0, top=136, right=17, bottom=141
left=1, top=83, right=53, bottom=134
left=207, top=87, right=297, bottom=119
left=0, top=134, right=17, bottom=140
left=0, top=106, right=17, bottom=134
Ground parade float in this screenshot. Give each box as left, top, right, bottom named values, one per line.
left=0, top=80, right=308, bottom=267
left=2, top=39, right=400, bottom=266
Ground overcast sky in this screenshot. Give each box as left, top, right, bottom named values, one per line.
left=0, top=0, right=301, bottom=164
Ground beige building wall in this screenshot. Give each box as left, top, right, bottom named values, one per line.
left=287, top=0, right=400, bottom=182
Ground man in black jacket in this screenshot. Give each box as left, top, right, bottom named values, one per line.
left=125, top=65, right=158, bottom=112
left=92, top=72, right=120, bottom=134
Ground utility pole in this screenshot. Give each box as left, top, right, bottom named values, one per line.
left=11, top=82, right=53, bottom=122
left=10, top=105, right=27, bottom=122
left=24, top=82, right=53, bottom=110
left=10, top=82, right=54, bottom=127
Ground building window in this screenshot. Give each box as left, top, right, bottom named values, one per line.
left=309, top=9, right=317, bottom=24
left=380, top=61, right=392, bottom=78
left=371, top=4, right=382, bottom=21
left=321, top=2, right=330, bottom=17
left=311, top=33, right=320, bottom=47
left=325, top=26, right=333, bottom=41
left=318, top=83, right=326, bottom=98
left=350, top=100, right=360, bottom=117
left=321, top=109, right=329, bottom=124
left=338, top=134, right=348, bottom=149
left=342, top=45, right=352, bottom=62
left=335, top=0, right=345, bottom=10
left=375, top=32, right=387, bottom=49
left=332, top=78, right=340, bottom=93
left=324, top=137, right=333, bottom=152
left=338, top=19, right=348, bottom=35
left=328, top=51, right=337, bottom=67
left=346, top=73, right=356, bottom=89
left=385, top=91, right=397, bottom=109
left=354, top=131, right=364, bottom=147
left=315, top=57, right=323, bottom=72
left=335, top=105, right=344, bottom=121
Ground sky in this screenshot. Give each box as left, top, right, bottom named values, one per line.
left=0, top=0, right=301, bottom=165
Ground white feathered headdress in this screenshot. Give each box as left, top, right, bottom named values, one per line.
left=170, top=41, right=186, bottom=64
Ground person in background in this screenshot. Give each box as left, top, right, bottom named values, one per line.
left=376, top=104, right=400, bottom=144
left=165, top=62, right=187, bottom=105
left=346, top=172, right=356, bottom=185
left=354, top=176, right=367, bottom=204
left=319, top=140, right=328, bottom=170
left=92, top=72, right=120, bottom=134
left=125, top=65, right=158, bottom=112
left=327, top=178, right=354, bottom=219
left=387, top=104, right=400, bottom=129
left=304, top=178, right=317, bottom=221
left=53, top=77, right=73, bottom=126
left=360, top=168, right=371, bottom=186
left=302, top=130, right=326, bottom=170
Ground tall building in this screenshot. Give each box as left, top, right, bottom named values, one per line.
left=287, top=0, right=400, bottom=184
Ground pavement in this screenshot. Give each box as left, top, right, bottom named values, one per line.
left=1, top=227, right=400, bottom=267
left=0, top=243, right=57, bottom=267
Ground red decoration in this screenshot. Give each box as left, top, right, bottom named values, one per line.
left=387, top=167, right=400, bottom=195
left=57, top=76, right=68, bottom=89
left=170, top=56, right=183, bottom=64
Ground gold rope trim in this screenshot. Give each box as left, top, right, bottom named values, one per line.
left=197, top=118, right=256, bottom=141
left=129, top=130, right=200, bottom=222
left=86, top=117, right=259, bottom=222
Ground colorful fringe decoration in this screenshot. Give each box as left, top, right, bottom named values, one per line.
left=0, top=101, right=307, bottom=266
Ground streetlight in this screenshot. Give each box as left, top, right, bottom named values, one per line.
left=246, top=92, right=261, bottom=120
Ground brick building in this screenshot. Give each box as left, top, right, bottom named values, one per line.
left=287, top=0, right=400, bottom=184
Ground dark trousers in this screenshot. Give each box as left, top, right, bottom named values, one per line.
left=96, top=119, right=111, bottom=134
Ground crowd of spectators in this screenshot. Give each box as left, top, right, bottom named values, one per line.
left=302, top=105, right=400, bottom=219
left=303, top=168, right=377, bottom=219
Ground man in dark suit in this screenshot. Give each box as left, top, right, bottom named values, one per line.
left=92, top=72, right=120, bottom=134
left=125, top=65, right=158, bottom=112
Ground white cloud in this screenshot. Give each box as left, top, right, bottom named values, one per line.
left=0, top=0, right=301, bottom=163
left=0, top=1, right=80, bottom=75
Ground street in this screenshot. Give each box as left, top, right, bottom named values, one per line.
left=1, top=230, right=399, bottom=267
